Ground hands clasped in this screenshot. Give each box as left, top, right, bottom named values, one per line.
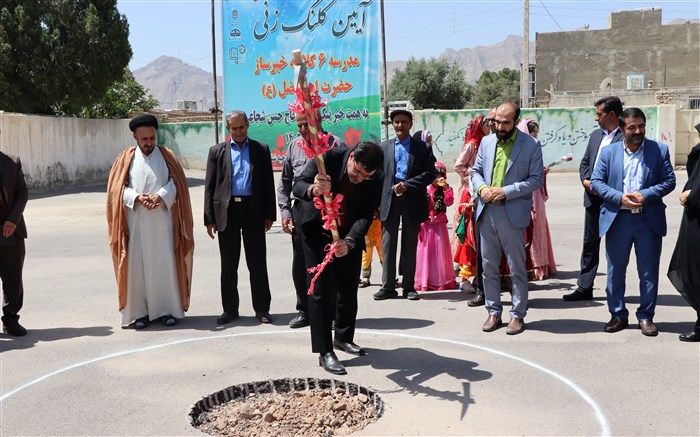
left=621, top=191, right=644, bottom=209
left=137, top=194, right=163, bottom=210
left=480, top=186, right=506, bottom=203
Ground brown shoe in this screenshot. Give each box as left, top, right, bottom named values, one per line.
left=604, top=317, right=629, bottom=333
left=506, top=317, right=524, bottom=335
left=482, top=314, right=502, bottom=332
left=639, top=320, right=658, bottom=337
left=468, top=292, right=485, bottom=307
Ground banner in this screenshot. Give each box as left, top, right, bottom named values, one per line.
left=221, top=0, right=381, bottom=169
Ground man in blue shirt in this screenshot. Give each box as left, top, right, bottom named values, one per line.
left=204, top=110, right=277, bottom=325
left=374, top=109, right=436, bottom=301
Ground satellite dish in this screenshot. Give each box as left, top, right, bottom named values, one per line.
left=600, top=77, right=613, bottom=90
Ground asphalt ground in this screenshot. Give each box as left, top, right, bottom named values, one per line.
left=1, top=170, right=698, bottom=436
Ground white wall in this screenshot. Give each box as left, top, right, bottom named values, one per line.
left=0, top=112, right=134, bottom=189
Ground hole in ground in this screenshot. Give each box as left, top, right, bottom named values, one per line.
left=190, top=377, right=384, bottom=436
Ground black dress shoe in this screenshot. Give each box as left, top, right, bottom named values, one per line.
left=679, top=331, right=700, bottom=342
left=373, top=288, right=398, bottom=300
left=333, top=339, right=367, bottom=356
left=2, top=322, right=27, bottom=336
left=289, top=311, right=309, bottom=329
left=468, top=292, right=485, bottom=307
left=319, top=352, right=347, bottom=375
left=256, top=312, right=273, bottom=324
left=216, top=312, right=239, bottom=325
left=403, top=290, right=420, bottom=300
left=562, top=289, right=593, bottom=301
left=604, top=317, right=629, bottom=333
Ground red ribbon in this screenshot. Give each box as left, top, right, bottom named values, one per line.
left=313, top=193, right=343, bottom=231
left=296, top=132, right=332, bottom=159
left=306, top=242, right=339, bottom=295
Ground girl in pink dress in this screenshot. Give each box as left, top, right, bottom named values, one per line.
left=516, top=118, right=557, bottom=280
left=415, top=162, right=457, bottom=291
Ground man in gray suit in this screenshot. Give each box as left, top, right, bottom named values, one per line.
left=373, top=109, right=436, bottom=301
left=564, top=96, right=623, bottom=301
left=471, top=102, right=543, bottom=335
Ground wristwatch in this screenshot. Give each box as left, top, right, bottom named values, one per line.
left=344, top=236, right=356, bottom=250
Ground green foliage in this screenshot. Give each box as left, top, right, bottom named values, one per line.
left=77, top=69, right=158, bottom=119
left=388, top=57, right=470, bottom=110
left=0, top=0, right=132, bottom=115
left=469, top=68, right=520, bottom=109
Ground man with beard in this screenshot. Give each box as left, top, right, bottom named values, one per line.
left=107, top=114, right=195, bottom=329
left=565, top=96, right=624, bottom=301
left=277, top=111, right=344, bottom=329
left=292, top=141, right=383, bottom=375
left=591, top=107, right=675, bottom=336
left=471, top=102, right=543, bottom=335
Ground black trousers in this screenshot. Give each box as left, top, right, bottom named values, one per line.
left=290, top=208, right=309, bottom=314
left=217, top=198, right=271, bottom=315
left=381, top=195, right=421, bottom=292
left=299, top=223, right=362, bottom=354
left=577, top=197, right=603, bottom=293
left=0, top=238, right=25, bottom=324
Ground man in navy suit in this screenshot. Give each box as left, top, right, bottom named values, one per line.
left=591, top=107, right=676, bottom=336
left=565, top=96, right=624, bottom=301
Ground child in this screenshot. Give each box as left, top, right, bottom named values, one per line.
left=415, top=162, right=457, bottom=291
left=359, top=209, right=383, bottom=288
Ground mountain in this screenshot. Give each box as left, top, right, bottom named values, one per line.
left=133, top=56, right=222, bottom=110
left=134, top=35, right=534, bottom=108
left=385, top=35, right=535, bottom=83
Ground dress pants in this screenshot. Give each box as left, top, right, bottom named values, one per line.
left=473, top=214, right=484, bottom=291
left=217, top=198, right=272, bottom=315
left=577, top=196, right=603, bottom=292
left=604, top=211, right=662, bottom=321
left=299, top=223, right=362, bottom=354
left=290, top=207, right=309, bottom=314
left=0, top=238, right=24, bottom=324
left=381, top=195, right=421, bottom=292
left=479, top=204, right=528, bottom=319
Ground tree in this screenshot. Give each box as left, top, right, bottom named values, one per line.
left=469, top=68, right=520, bottom=109
left=388, top=58, right=470, bottom=110
left=74, top=69, right=159, bottom=119
left=0, top=0, right=132, bottom=115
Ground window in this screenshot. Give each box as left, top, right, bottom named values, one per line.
left=689, top=97, right=700, bottom=110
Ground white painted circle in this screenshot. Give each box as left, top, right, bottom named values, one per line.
left=0, top=329, right=611, bottom=435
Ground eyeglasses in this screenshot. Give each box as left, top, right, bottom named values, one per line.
left=354, top=162, right=375, bottom=181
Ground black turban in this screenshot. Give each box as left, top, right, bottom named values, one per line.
left=129, top=114, right=159, bottom=132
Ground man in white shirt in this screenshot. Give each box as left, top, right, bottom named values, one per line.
left=565, top=97, right=624, bottom=302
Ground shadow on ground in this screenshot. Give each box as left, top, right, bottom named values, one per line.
left=344, top=347, right=492, bottom=419
left=128, top=313, right=299, bottom=332
left=356, top=317, right=434, bottom=330
left=0, top=326, right=113, bottom=352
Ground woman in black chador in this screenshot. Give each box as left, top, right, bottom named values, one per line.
left=668, top=134, right=700, bottom=342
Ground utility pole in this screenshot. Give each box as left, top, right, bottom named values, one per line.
left=380, top=0, right=389, bottom=139
left=211, top=0, right=220, bottom=143
left=521, top=0, right=530, bottom=108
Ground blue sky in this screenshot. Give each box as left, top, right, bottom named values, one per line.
left=117, top=0, right=699, bottom=73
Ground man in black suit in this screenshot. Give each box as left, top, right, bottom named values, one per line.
left=0, top=151, right=28, bottom=336
left=374, top=109, right=436, bottom=301
left=564, top=96, right=624, bottom=301
left=204, top=110, right=276, bottom=324
left=292, top=142, right=383, bottom=375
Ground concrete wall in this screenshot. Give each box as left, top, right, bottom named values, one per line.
left=535, top=9, right=700, bottom=102
left=159, top=106, right=677, bottom=172
left=676, top=110, right=700, bottom=164
left=0, top=112, right=133, bottom=190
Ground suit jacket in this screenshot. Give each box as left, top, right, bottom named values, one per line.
left=591, top=138, right=676, bottom=237
left=0, top=151, right=28, bottom=238
left=204, top=138, right=276, bottom=232
left=579, top=128, right=624, bottom=207
left=292, top=146, right=382, bottom=247
left=379, top=136, right=436, bottom=223
left=471, top=132, right=544, bottom=229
